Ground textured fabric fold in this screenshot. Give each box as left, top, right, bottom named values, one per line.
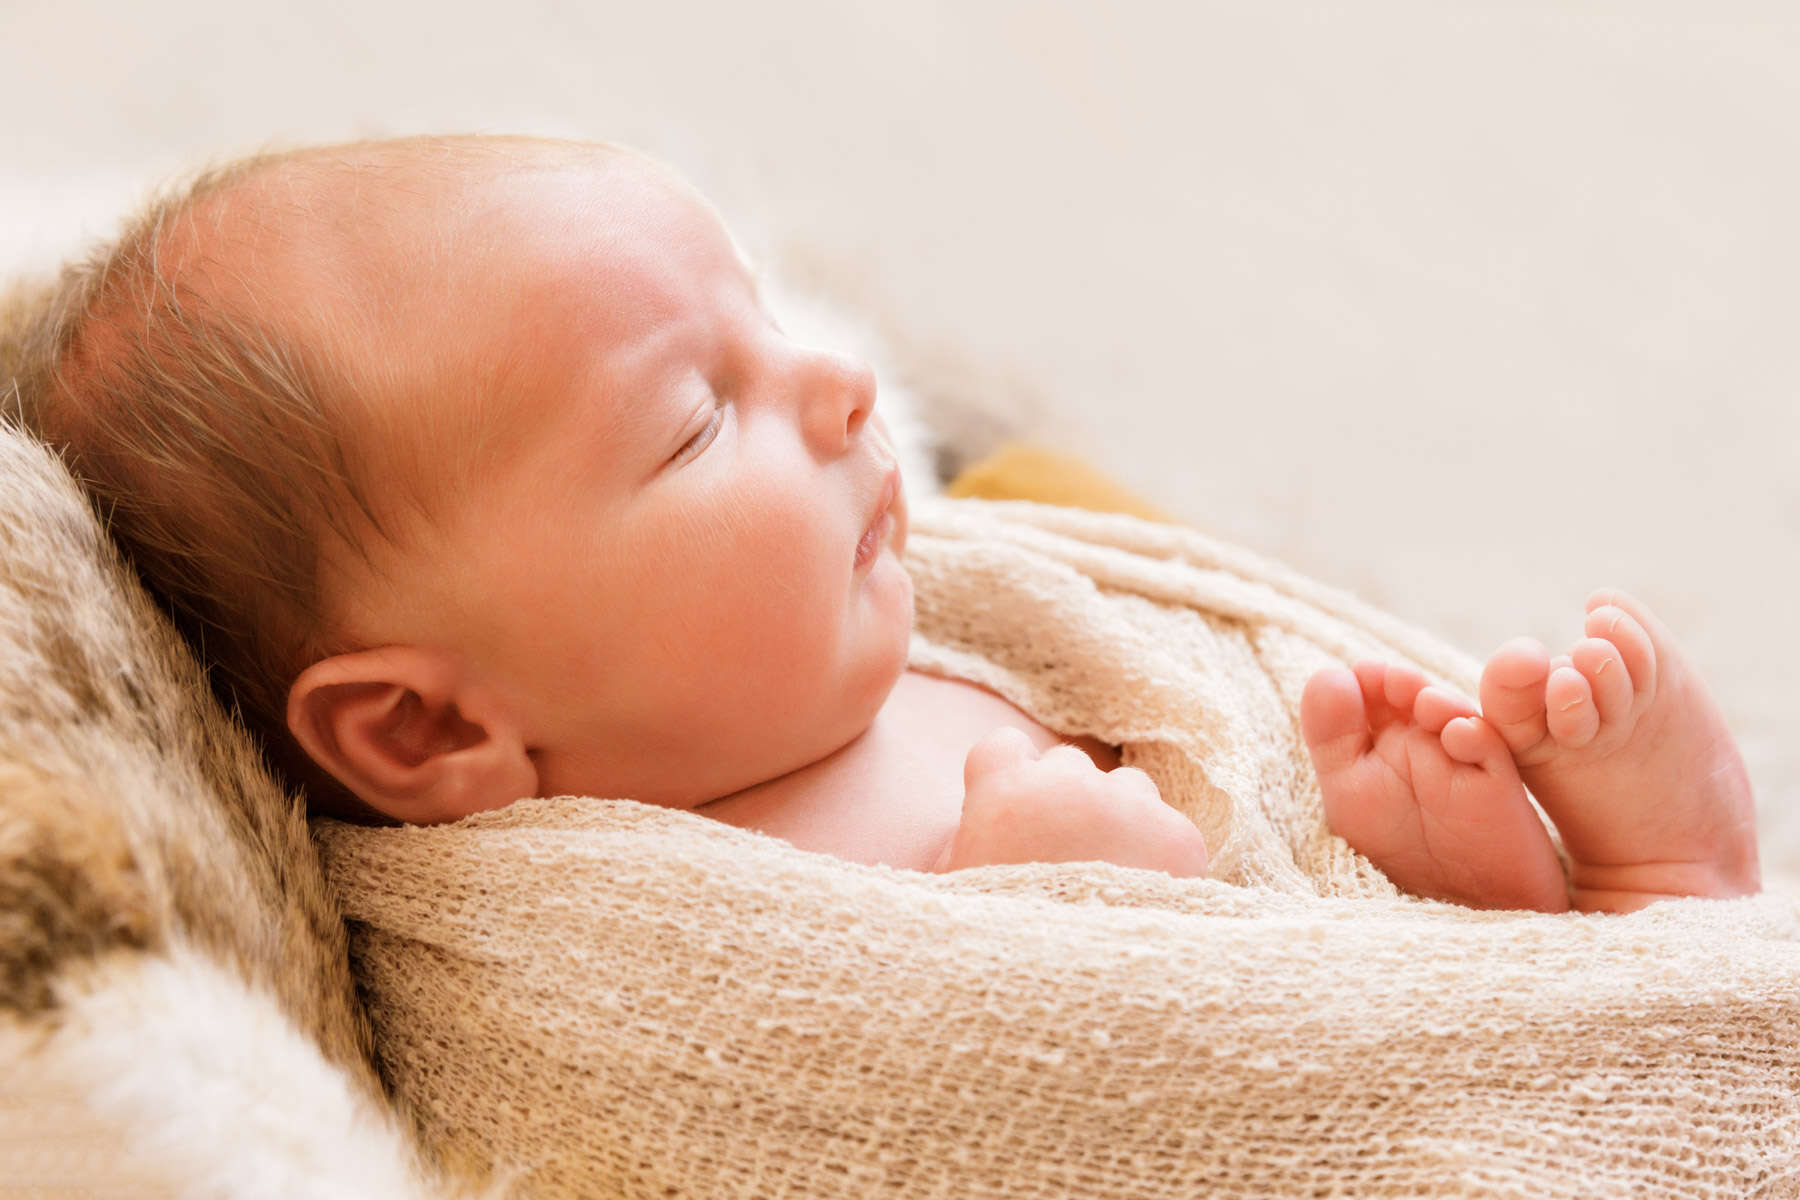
left=317, top=498, right=1800, bottom=1198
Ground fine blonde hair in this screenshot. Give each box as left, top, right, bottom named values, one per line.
left=12, top=136, right=633, bottom=814
left=11, top=147, right=400, bottom=811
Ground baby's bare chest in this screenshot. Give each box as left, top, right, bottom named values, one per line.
left=700, top=670, right=1116, bottom=872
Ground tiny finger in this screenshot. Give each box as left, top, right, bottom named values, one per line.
left=963, top=726, right=1041, bottom=790
left=1105, top=764, right=1163, bottom=803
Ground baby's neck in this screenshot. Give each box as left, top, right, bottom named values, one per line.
left=689, top=670, right=1110, bottom=870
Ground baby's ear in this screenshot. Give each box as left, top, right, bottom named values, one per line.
left=286, top=647, right=539, bottom=825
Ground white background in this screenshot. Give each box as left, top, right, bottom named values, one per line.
left=6, top=0, right=1798, bottom=866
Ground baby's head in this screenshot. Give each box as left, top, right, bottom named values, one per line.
left=27, top=136, right=912, bottom=821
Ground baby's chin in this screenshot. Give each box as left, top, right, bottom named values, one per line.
left=804, top=619, right=914, bottom=768
left=870, top=561, right=915, bottom=684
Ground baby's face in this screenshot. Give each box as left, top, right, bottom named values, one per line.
left=324, top=150, right=912, bottom=812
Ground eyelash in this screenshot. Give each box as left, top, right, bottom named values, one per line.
left=671, top=402, right=725, bottom=466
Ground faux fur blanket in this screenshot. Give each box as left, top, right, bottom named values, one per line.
left=0, top=423, right=485, bottom=1197
left=317, top=500, right=1800, bottom=1199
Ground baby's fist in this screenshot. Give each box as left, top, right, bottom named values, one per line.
left=937, top=727, right=1209, bottom=877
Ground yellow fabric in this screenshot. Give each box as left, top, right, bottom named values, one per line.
left=947, top=443, right=1170, bottom=522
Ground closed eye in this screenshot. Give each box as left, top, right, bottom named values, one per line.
left=669, top=403, right=725, bottom=466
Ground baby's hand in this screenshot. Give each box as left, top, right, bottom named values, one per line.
left=936, top=727, right=1209, bottom=877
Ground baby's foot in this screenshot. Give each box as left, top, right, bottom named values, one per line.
left=1301, top=661, right=1569, bottom=911
left=1478, top=590, right=1760, bottom=912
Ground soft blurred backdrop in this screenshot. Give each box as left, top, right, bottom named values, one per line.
left=6, top=0, right=1798, bottom=863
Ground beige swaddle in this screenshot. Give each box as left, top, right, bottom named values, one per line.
left=316, top=499, right=1800, bottom=1199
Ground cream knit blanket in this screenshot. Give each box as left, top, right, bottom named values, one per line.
left=316, top=500, right=1800, bottom=1199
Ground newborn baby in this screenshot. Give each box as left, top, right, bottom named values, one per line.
left=26, top=135, right=1760, bottom=914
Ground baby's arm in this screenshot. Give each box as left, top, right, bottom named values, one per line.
left=934, top=728, right=1210, bottom=876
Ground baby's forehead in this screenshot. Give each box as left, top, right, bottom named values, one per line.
left=188, top=138, right=667, bottom=295
left=346, top=147, right=744, bottom=322
left=193, top=138, right=751, bottom=458
left=301, top=145, right=745, bottom=481
left=170, top=143, right=626, bottom=362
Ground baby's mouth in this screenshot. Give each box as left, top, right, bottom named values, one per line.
left=854, top=470, right=900, bottom=570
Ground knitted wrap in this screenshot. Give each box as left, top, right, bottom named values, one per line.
left=316, top=500, right=1800, bottom=1199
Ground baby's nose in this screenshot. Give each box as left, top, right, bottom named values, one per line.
left=799, top=350, right=877, bottom=453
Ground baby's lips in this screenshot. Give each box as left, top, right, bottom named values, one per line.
left=853, top=510, right=892, bottom=569
left=853, top=463, right=903, bottom=570
left=882, top=464, right=907, bottom=550
left=887, top=477, right=909, bottom=557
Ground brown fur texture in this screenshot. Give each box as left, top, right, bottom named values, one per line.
left=0, top=759, right=156, bottom=1014
left=0, top=763, right=155, bottom=1014
left=0, top=397, right=401, bottom=1086
left=0, top=278, right=53, bottom=392
left=0, top=278, right=500, bottom=1192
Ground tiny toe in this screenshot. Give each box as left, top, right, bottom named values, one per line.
left=1413, top=685, right=1476, bottom=734
left=1483, top=636, right=1551, bottom=689
left=1302, top=667, right=1374, bottom=774
left=1585, top=587, right=1654, bottom=621
left=1544, top=664, right=1600, bottom=748
left=1381, top=665, right=1429, bottom=712
left=1479, top=637, right=1550, bottom=751
left=1440, top=715, right=1512, bottom=772
left=1585, top=587, right=1626, bottom=615
left=1570, top=636, right=1634, bottom=727
left=1351, top=661, right=1395, bottom=722
left=1583, top=604, right=1656, bottom=702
